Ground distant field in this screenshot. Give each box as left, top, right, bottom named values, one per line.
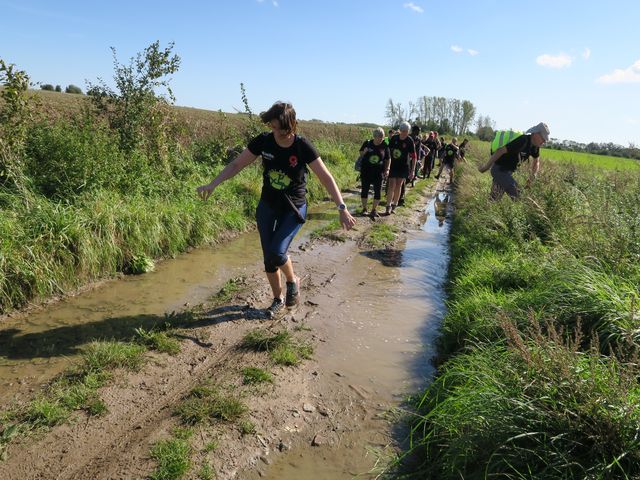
left=21, top=89, right=368, bottom=145
left=470, top=140, right=640, bottom=171
left=540, top=148, right=640, bottom=170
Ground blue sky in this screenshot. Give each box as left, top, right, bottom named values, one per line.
left=2, top=0, right=639, bottom=146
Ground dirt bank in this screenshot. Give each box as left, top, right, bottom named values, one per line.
left=0, top=180, right=446, bottom=479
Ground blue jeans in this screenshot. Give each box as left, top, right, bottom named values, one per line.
left=256, top=199, right=307, bottom=273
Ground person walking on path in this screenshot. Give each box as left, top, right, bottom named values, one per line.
left=478, top=122, right=549, bottom=200
left=385, top=122, right=416, bottom=214
left=422, top=131, right=439, bottom=178
left=458, top=138, right=469, bottom=162
left=435, top=137, right=462, bottom=185
left=197, top=101, right=356, bottom=318
left=358, top=127, right=390, bottom=218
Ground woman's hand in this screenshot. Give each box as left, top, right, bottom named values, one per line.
left=339, top=208, right=356, bottom=231
left=196, top=183, right=216, bottom=201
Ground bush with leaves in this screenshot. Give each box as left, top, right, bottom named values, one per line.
left=86, top=40, right=181, bottom=159
left=0, top=59, right=32, bottom=188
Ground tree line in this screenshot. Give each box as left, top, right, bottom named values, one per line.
left=546, top=138, right=640, bottom=160
left=385, top=96, right=484, bottom=136
left=40, top=84, right=83, bottom=94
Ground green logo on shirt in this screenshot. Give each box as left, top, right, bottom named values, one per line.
left=268, top=170, right=291, bottom=190
left=392, top=149, right=402, bottom=159
left=369, top=154, right=380, bottom=165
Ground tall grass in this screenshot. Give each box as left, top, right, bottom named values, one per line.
left=0, top=108, right=361, bottom=313
left=398, top=142, right=640, bottom=478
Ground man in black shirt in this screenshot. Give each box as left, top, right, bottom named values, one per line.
left=479, top=122, right=549, bottom=200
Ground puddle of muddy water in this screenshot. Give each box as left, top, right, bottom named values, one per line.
left=252, top=191, right=452, bottom=479
left=0, top=209, right=334, bottom=405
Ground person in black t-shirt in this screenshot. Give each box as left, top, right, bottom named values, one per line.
left=358, top=127, right=390, bottom=218
left=434, top=137, right=461, bottom=184
left=385, top=122, right=416, bottom=214
left=197, top=102, right=356, bottom=318
left=459, top=138, right=469, bottom=161
left=479, top=122, right=549, bottom=200
left=422, top=131, right=439, bottom=178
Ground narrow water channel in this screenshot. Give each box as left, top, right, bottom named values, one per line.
left=254, top=191, right=451, bottom=479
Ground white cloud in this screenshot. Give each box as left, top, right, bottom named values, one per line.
left=403, top=2, right=424, bottom=13
left=451, top=45, right=463, bottom=53
left=467, top=49, right=479, bottom=56
left=582, top=47, right=591, bottom=60
left=536, top=53, right=573, bottom=69
left=597, top=59, right=640, bottom=84
left=272, top=0, right=278, bottom=5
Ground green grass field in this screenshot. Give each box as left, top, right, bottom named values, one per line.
left=540, top=148, right=640, bottom=170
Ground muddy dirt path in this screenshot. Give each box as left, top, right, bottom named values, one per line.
left=0, top=180, right=451, bottom=479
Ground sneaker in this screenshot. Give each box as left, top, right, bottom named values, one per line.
left=285, top=278, right=300, bottom=307
left=266, top=298, right=285, bottom=319
left=369, top=210, right=380, bottom=219
left=359, top=208, right=368, bottom=216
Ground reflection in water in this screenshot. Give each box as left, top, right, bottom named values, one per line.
left=258, top=193, right=452, bottom=480
left=434, top=192, right=450, bottom=227
left=0, top=203, right=339, bottom=403
left=360, top=248, right=403, bottom=267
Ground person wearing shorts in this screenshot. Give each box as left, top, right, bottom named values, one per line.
left=358, top=127, right=390, bottom=218
left=479, top=122, right=549, bottom=200
left=385, top=121, right=416, bottom=215
left=197, top=101, right=356, bottom=318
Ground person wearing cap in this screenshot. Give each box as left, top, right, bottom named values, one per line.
left=478, top=122, right=549, bottom=200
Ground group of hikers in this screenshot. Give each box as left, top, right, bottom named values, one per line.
left=196, top=100, right=549, bottom=318
left=356, top=122, right=469, bottom=217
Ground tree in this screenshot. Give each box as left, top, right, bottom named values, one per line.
left=476, top=115, right=496, bottom=141
left=65, top=84, right=83, bottom=94
left=460, top=100, right=476, bottom=135
left=86, top=40, right=181, bottom=155
left=0, top=59, right=32, bottom=188
left=55, top=85, right=62, bottom=92
left=385, top=98, right=408, bottom=127
left=40, top=84, right=55, bottom=91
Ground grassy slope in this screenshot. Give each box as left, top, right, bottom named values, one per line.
left=398, top=141, right=640, bottom=479
left=0, top=90, right=366, bottom=313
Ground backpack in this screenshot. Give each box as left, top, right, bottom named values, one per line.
left=490, top=130, right=523, bottom=154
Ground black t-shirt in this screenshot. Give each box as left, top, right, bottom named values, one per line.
left=247, top=132, right=320, bottom=208
left=426, top=137, right=438, bottom=155
left=359, top=140, right=390, bottom=176
left=443, top=144, right=459, bottom=166
left=388, top=134, right=416, bottom=174
left=410, top=134, right=424, bottom=158
left=495, top=134, right=539, bottom=172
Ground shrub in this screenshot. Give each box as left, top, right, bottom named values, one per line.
left=40, top=84, right=55, bottom=91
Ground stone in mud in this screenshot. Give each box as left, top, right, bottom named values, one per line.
left=278, top=440, right=290, bottom=451
left=311, top=434, right=327, bottom=446
left=302, top=403, right=315, bottom=413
